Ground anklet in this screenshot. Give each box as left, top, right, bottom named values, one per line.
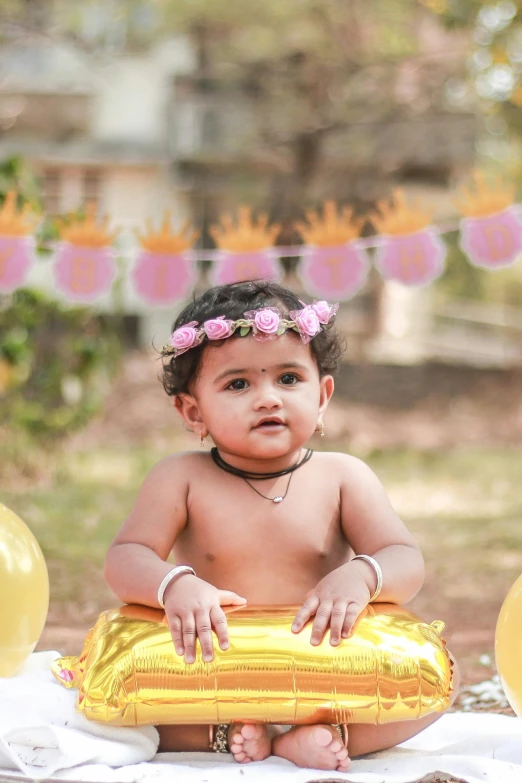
left=334, top=724, right=349, bottom=748
left=211, top=724, right=231, bottom=753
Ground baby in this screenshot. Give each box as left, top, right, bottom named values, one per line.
left=105, top=279, right=458, bottom=772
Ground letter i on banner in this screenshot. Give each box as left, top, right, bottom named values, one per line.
left=371, top=191, right=446, bottom=286
left=133, top=215, right=198, bottom=305
left=456, top=173, right=522, bottom=269
left=0, top=192, right=37, bottom=294
left=53, top=208, right=118, bottom=303
left=209, top=206, right=282, bottom=285
left=296, top=201, right=369, bottom=299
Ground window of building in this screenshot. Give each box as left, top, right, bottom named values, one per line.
left=42, top=168, right=62, bottom=215
left=83, top=169, right=102, bottom=211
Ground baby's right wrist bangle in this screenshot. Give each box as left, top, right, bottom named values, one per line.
left=157, top=565, right=196, bottom=608
left=351, top=554, right=383, bottom=602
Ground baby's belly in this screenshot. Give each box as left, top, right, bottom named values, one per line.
left=173, top=544, right=350, bottom=605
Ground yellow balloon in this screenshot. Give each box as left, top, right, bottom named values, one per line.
left=495, top=573, right=522, bottom=717
left=0, top=503, right=49, bottom=677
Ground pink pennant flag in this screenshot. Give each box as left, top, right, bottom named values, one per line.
left=374, top=227, right=446, bottom=286
left=459, top=207, right=522, bottom=269
left=299, top=243, right=369, bottom=300
left=133, top=251, right=195, bottom=305
left=0, top=235, right=35, bottom=293
left=54, top=244, right=116, bottom=303
left=210, top=249, right=281, bottom=286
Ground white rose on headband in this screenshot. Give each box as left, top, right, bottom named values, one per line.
left=204, top=316, right=234, bottom=340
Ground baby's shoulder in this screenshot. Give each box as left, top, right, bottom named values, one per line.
left=143, top=450, right=210, bottom=487
left=312, top=451, right=380, bottom=486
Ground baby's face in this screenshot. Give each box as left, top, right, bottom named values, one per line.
left=189, top=332, right=333, bottom=462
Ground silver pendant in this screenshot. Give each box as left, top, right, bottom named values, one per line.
left=273, top=496, right=284, bottom=503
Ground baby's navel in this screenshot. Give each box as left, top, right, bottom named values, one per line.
left=205, top=552, right=215, bottom=562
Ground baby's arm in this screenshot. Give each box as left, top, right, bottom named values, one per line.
left=104, top=455, right=189, bottom=606
left=292, top=454, right=424, bottom=645
left=105, top=454, right=246, bottom=663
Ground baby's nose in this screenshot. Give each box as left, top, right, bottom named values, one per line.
left=254, top=386, right=283, bottom=410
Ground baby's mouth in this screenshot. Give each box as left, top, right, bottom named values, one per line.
left=255, top=418, right=286, bottom=429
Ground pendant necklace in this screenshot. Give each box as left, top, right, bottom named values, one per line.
left=210, top=447, right=313, bottom=503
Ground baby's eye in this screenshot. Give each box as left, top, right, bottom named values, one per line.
left=279, top=373, right=299, bottom=386
left=226, top=378, right=248, bottom=391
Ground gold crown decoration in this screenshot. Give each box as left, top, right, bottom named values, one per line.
left=0, top=191, right=37, bottom=236
left=295, top=200, right=363, bottom=246
left=455, top=171, right=515, bottom=218
left=210, top=206, right=280, bottom=252
left=371, top=190, right=433, bottom=236
left=57, top=203, right=118, bottom=247
left=136, top=213, right=199, bottom=254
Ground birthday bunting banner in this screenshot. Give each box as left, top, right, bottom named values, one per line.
left=1, top=174, right=522, bottom=305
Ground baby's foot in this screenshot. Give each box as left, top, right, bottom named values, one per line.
left=273, top=724, right=350, bottom=771
left=229, top=723, right=272, bottom=763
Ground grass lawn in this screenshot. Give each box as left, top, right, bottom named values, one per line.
left=3, top=442, right=522, bottom=690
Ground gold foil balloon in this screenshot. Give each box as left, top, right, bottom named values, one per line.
left=495, top=573, right=522, bottom=716
left=53, top=603, right=453, bottom=726
left=0, top=503, right=49, bottom=676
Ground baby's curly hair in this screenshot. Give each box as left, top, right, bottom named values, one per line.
left=161, top=280, right=345, bottom=397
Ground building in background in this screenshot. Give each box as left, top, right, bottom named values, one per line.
left=3, top=9, right=511, bottom=365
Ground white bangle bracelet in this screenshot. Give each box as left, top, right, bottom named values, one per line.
left=157, top=565, right=196, bottom=609
left=351, top=554, right=383, bottom=602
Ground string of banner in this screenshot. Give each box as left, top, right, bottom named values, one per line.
left=0, top=174, right=520, bottom=305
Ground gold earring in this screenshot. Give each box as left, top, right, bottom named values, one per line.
left=315, top=420, right=325, bottom=437
left=200, top=432, right=206, bottom=448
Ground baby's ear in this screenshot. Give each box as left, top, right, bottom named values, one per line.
left=174, top=392, right=204, bottom=429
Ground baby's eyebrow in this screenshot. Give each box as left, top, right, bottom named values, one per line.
left=214, top=362, right=309, bottom=383
left=214, top=367, right=248, bottom=383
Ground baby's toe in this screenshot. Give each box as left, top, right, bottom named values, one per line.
left=242, top=723, right=263, bottom=740
left=312, top=726, right=336, bottom=748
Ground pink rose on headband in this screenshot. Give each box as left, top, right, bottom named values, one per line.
left=170, top=321, right=202, bottom=355
left=312, top=300, right=339, bottom=324
left=204, top=316, right=234, bottom=340
left=289, top=306, right=321, bottom=343
left=245, top=307, right=281, bottom=341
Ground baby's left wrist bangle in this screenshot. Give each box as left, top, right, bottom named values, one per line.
left=157, top=565, right=196, bottom=608
left=351, top=554, right=383, bottom=602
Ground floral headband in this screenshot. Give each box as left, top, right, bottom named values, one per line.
left=161, top=300, right=339, bottom=358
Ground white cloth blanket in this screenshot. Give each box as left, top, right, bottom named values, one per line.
left=0, top=652, right=521, bottom=783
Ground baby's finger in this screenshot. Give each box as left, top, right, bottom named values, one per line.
left=195, top=609, right=215, bottom=662
left=210, top=605, right=230, bottom=651
left=169, top=615, right=184, bottom=656
left=291, top=594, right=320, bottom=633
left=341, top=602, right=363, bottom=638
left=328, top=602, right=348, bottom=646
left=181, top=614, right=197, bottom=664
left=310, top=600, right=333, bottom=645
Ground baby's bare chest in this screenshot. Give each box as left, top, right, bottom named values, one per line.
left=174, top=469, right=349, bottom=570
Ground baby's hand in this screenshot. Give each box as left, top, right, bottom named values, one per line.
left=163, top=575, right=246, bottom=664
left=291, top=566, right=371, bottom=646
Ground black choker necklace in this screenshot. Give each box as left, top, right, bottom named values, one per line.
left=210, top=447, right=313, bottom=481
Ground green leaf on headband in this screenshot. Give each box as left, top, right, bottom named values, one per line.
left=240, top=326, right=251, bottom=337
left=276, top=324, right=286, bottom=335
